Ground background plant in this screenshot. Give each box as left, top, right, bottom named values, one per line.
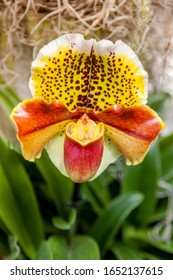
left=0, top=85, right=173, bottom=260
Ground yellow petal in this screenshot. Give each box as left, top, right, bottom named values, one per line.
left=29, top=34, right=94, bottom=111
left=18, top=121, right=71, bottom=161
left=91, top=135, right=121, bottom=180
left=10, top=97, right=83, bottom=161
left=105, top=124, right=151, bottom=165
left=29, top=34, right=148, bottom=113
left=46, top=132, right=68, bottom=177
left=96, top=104, right=165, bottom=165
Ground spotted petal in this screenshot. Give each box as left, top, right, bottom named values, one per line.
left=10, top=97, right=83, bottom=161
left=89, top=104, right=164, bottom=165
left=29, top=34, right=148, bottom=112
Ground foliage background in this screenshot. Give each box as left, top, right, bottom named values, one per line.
left=0, top=0, right=173, bottom=260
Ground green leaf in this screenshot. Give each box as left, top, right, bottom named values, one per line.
left=124, top=227, right=173, bottom=260
left=148, top=92, right=170, bottom=116
left=7, top=236, right=21, bottom=260
left=47, top=236, right=68, bottom=260
left=0, top=230, right=10, bottom=258
left=0, top=85, right=20, bottom=115
left=69, top=236, right=100, bottom=260
left=36, top=235, right=100, bottom=260
left=81, top=172, right=114, bottom=215
left=36, top=236, right=69, bottom=260
left=52, top=217, right=71, bottom=230
left=36, top=151, right=73, bottom=215
left=52, top=208, right=77, bottom=230
left=112, top=242, right=144, bottom=260
left=90, top=192, right=143, bottom=256
left=122, top=143, right=161, bottom=226
left=0, top=137, right=44, bottom=259
left=159, top=133, right=173, bottom=180
left=35, top=241, right=52, bottom=260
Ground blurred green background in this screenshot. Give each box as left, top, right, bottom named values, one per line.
left=0, top=85, right=173, bottom=260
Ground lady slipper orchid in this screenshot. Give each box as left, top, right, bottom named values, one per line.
left=10, top=34, right=164, bottom=183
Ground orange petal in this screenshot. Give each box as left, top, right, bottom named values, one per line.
left=89, top=104, right=164, bottom=165
left=10, top=97, right=83, bottom=161
left=64, top=135, right=104, bottom=183
left=105, top=124, right=152, bottom=165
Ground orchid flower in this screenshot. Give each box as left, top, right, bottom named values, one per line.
left=10, top=34, right=164, bottom=183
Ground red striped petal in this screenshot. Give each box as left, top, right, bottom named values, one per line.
left=64, top=116, right=104, bottom=182
left=88, top=104, right=164, bottom=165
left=10, top=97, right=83, bottom=161
left=89, top=104, right=164, bottom=141
left=64, top=135, right=104, bottom=183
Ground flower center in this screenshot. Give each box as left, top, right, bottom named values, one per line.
left=66, top=113, right=104, bottom=145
